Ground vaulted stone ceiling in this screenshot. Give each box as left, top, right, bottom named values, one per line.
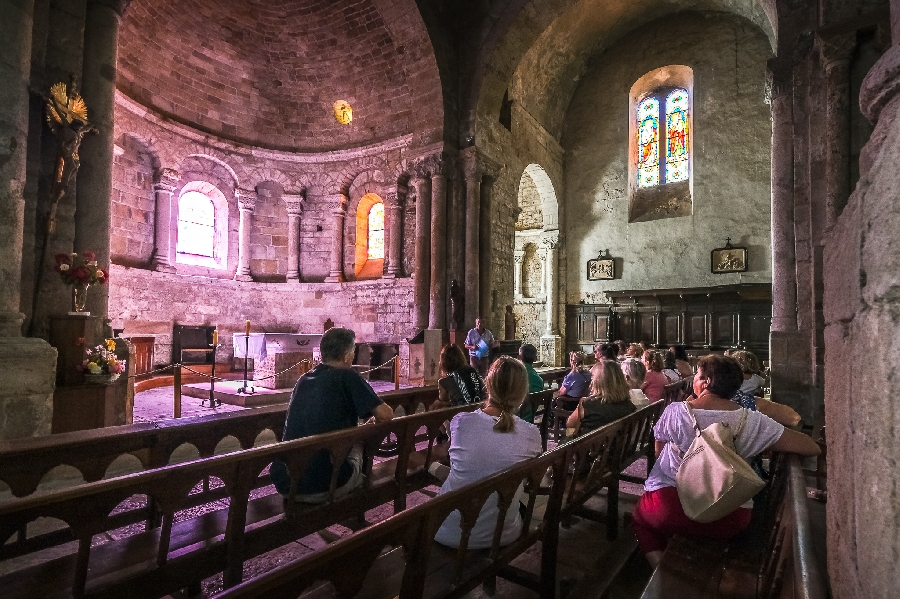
left=470, top=0, right=776, bottom=139
left=117, top=0, right=444, bottom=152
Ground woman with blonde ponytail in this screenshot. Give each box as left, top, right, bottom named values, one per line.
left=433, top=356, right=543, bottom=549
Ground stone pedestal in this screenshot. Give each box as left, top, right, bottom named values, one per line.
left=540, top=334, right=563, bottom=368
left=49, top=314, right=105, bottom=386
left=400, top=329, right=442, bottom=386
left=0, top=338, right=58, bottom=440
left=254, top=351, right=313, bottom=389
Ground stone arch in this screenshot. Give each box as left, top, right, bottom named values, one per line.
left=354, top=193, right=386, bottom=279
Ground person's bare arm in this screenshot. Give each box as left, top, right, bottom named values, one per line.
left=556, top=384, right=569, bottom=398
left=755, top=398, right=801, bottom=428
left=769, top=427, right=821, bottom=456
left=566, top=400, right=583, bottom=429
left=372, top=403, right=394, bottom=423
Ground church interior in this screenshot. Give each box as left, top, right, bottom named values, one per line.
left=1, top=0, right=899, bottom=596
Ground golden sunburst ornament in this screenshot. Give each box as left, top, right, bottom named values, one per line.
left=46, top=82, right=89, bottom=125
left=333, top=100, right=352, bottom=125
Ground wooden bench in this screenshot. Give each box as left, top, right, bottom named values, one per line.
left=640, top=453, right=827, bottom=599
left=0, top=402, right=479, bottom=599
left=213, top=401, right=666, bottom=599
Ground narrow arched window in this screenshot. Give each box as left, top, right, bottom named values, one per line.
left=367, top=203, right=385, bottom=260
left=665, top=89, right=690, bottom=183
left=637, top=97, right=660, bottom=188
left=177, top=191, right=215, bottom=257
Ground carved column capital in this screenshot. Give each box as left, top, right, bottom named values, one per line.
left=283, top=191, right=304, bottom=215
left=541, top=230, right=561, bottom=250
left=332, top=193, right=349, bottom=216
left=385, top=191, right=399, bottom=207
left=235, top=188, right=257, bottom=211
left=817, top=32, right=856, bottom=70
left=513, top=251, right=525, bottom=264
left=153, top=168, right=180, bottom=193
left=765, top=58, right=793, bottom=104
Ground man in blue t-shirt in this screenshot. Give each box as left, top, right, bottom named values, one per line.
left=464, top=317, right=500, bottom=376
left=270, top=327, right=394, bottom=503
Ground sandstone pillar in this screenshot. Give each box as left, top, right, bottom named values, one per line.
left=75, top=0, right=129, bottom=318
left=384, top=191, right=403, bottom=278
left=817, top=33, right=856, bottom=226
left=0, top=0, right=58, bottom=440
left=429, top=163, right=448, bottom=330
left=513, top=250, right=524, bottom=297
left=825, top=21, right=900, bottom=597
left=540, top=232, right=562, bottom=367
left=151, top=168, right=179, bottom=273
left=234, top=189, right=256, bottom=282
left=325, top=193, right=348, bottom=283
left=284, top=192, right=304, bottom=283
left=479, top=177, right=493, bottom=326
left=768, top=60, right=797, bottom=333
left=411, top=173, right=430, bottom=329
left=462, top=154, right=481, bottom=328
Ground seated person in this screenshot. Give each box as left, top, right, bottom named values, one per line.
left=567, top=360, right=637, bottom=435
left=626, top=343, right=644, bottom=359
left=517, top=343, right=544, bottom=423
left=615, top=340, right=629, bottom=361
left=270, top=327, right=394, bottom=503
left=432, top=356, right=542, bottom=549
left=558, top=351, right=591, bottom=406
left=631, top=355, right=820, bottom=566
left=432, top=343, right=484, bottom=410
left=669, top=345, right=694, bottom=378
left=728, top=351, right=799, bottom=427
left=732, top=350, right=766, bottom=396
left=622, top=358, right=650, bottom=408
left=661, top=351, right=681, bottom=383
left=641, top=350, right=669, bottom=403
left=591, top=343, right=619, bottom=379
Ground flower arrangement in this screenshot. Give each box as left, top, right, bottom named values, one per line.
left=82, top=339, right=126, bottom=377
left=54, top=251, right=108, bottom=286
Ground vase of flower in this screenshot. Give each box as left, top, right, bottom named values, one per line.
left=83, top=372, right=121, bottom=385
left=81, top=338, right=126, bottom=384
left=72, top=283, right=90, bottom=313
left=54, top=250, right=109, bottom=316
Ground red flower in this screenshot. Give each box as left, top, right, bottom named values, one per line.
left=82, top=251, right=96, bottom=261
left=73, top=265, right=90, bottom=284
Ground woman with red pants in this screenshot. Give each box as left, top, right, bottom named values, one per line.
left=631, top=354, right=821, bottom=567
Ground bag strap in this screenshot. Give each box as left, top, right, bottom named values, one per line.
left=732, top=407, right=750, bottom=439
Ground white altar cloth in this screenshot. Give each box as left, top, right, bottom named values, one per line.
left=232, top=333, right=322, bottom=362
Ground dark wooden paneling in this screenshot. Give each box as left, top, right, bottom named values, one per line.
left=663, top=315, right=681, bottom=345
left=716, top=314, right=735, bottom=345
left=639, top=314, right=656, bottom=342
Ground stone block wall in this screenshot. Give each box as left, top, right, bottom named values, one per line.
left=109, top=265, right=415, bottom=366
left=111, top=136, right=156, bottom=266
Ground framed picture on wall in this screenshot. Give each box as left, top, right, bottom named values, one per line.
left=587, top=255, right=615, bottom=280
left=711, top=239, right=747, bottom=273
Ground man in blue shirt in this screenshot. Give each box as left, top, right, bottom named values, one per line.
left=464, top=317, right=500, bottom=376
left=270, top=327, right=394, bottom=503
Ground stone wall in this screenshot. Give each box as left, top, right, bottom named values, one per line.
left=111, top=136, right=156, bottom=266
left=515, top=173, right=543, bottom=230
left=562, top=12, right=773, bottom=303
left=109, top=265, right=415, bottom=366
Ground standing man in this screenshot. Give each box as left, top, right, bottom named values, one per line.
left=270, top=327, right=394, bottom=503
left=464, top=316, right=499, bottom=376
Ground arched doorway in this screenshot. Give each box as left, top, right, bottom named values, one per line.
left=514, top=164, right=561, bottom=365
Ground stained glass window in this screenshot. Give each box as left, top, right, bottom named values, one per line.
left=665, top=89, right=690, bottom=183
left=177, top=191, right=215, bottom=257
left=637, top=97, right=660, bottom=188
left=367, top=203, right=385, bottom=260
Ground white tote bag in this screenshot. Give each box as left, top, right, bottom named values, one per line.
left=674, top=403, right=765, bottom=523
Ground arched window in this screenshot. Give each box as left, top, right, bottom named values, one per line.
left=629, top=66, right=693, bottom=222
left=354, top=193, right=385, bottom=279
left=367, top=203, right=385, bottom=260
left=174, top=181, right=228, bottom=269
left=177, top=191, right=215, bottom=256
left=636, top=88, right=690, bottom=187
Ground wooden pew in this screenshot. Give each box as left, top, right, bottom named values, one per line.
left=0, top=403, right=472, bottom=599
left=215, top=402, right=666, bottom=599
left=0, top=385, right=439, bottom=501
left=639, top=453, right=827, bottom=599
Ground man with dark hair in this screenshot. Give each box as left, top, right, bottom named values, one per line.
left=270, top=327, right=394, bottom=503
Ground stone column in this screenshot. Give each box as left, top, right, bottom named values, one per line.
left=462, top=153, right=481, bottom=327
left=384, top=191, right=403, bottom=278
left=429, top=161, right=448, bottom=330
left=283, top=192, right=304, bottom=283
left=411, top=172, right=430, bottom=329
left=538, top=247, right=547, bottom=297
left=325, top=193, right=348, bottom=283
left=233, top=189, right=256, bottom=282
left=0, top=0, right=58, bottom=440
left=479, top=177, right=493, bottom=326
left=513, top=251, right=524, bottom=297
left=817, top=33, right=856, bottom=226
left=75, top=0, right=129, bottom=318
left=540, top=231, right=563, bottom=367
left=768, top=59, right=797, bottom=333
left=152, top=168, right=179, bottom=273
